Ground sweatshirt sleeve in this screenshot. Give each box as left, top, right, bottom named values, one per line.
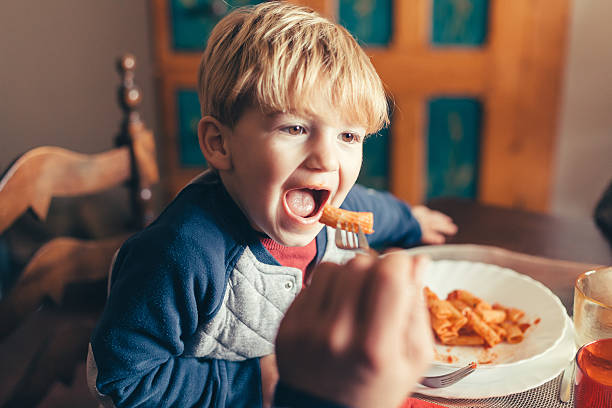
left=89, top=225, right=261, bottom=407
left=341, top=184, right=422, bottom=248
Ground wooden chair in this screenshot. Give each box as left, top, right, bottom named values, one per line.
left=0, top=54, right=159, bottom=407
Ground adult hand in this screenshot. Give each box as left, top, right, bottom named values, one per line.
left=275, top=253, right=433, bottom=408
left=411, top=205, right=457, bottom=244
left=260, top=354, right=279, bottom=408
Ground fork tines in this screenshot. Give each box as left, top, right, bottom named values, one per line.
left=420, top=362, right=477, bottom=388
left=334, top=222, right=373, bottom=255
left=335, top=221, right=358, bottom=249
left=440, top=364, right=475, bottom=386
left=356, top=225, right=370, bottom=250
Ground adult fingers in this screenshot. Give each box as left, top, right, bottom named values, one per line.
left=405, top=255, right=426, bottom=290
left=276, top=264, right=344, bottom=373
left=322, top=255, right=372, bottom=317
left=278, top=262, right=340, bottom=340
left=305, top=261, right=345, bottom=317
left=355, top=252, right=413, bottom=356
left=321, top=255, right=375, bottom=350
left=403, top=256, right=434, bottom=368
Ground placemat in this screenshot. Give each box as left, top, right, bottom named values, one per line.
left=414, top=373, right=573, bottom=407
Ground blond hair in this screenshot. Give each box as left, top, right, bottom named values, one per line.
left=197, top=1, right=389, bottom=134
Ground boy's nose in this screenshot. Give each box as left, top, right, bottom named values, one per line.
left=305, top=133, right=339, bottom=172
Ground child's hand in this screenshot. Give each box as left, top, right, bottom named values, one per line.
left=260, top=354, right=279, bottom=408
left=412, top=205, right=458, bottom=244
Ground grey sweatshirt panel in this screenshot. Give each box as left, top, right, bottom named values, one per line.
left=183, top=246, right=303, bottom=359
left=184, top=228, right=356, bottom=360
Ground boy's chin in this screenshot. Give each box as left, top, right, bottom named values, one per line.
left=275, top=226, right=323, bottom=247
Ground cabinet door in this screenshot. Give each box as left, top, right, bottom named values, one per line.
left=329, top=0, right=569, bottom=211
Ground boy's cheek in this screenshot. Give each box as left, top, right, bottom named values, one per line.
left=331, top=183, right=356, bottom=207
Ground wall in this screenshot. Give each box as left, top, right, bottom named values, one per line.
left=0, top=0, right=157, bottom=171
left=0, top=0, right=162, bottom=235
left=553, top=0, right=612, bottom=221
left=1, top=0, right=610, bottom=222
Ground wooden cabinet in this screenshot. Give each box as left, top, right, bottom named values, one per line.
left=151, top=0, right=569, bottom=212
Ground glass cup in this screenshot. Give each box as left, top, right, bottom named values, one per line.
left=573, top=267, right=612, bottom=347
left=574, top=338, right=612, bottom=408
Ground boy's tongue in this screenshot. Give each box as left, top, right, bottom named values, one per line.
left=286, top=189, right=316, bottom=217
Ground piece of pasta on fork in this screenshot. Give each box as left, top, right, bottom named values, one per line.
left=319, top=204, right=374, bottom=234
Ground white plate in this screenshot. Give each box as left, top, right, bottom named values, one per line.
left=423, top=260, right=568, bottom=368
left=414, top=315, right=576, bottom=399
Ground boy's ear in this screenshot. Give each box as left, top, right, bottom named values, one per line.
left=198, top=116, right=232, bottom=170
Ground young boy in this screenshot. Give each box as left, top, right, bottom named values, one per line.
left=88, top=2, right=456, bottom=407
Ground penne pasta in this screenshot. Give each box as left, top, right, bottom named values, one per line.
left=430, top=312, right=459, bottom=343
left=506, top=308, right=525, bottom=323
left=424, top=287, right=439, bottom=304
left=431, top=299, right=461, bottom=320
left=489, top=323, right=507, bottom=340
left=424, top=289, right=468, bottom=334
left=442, top=334, right=485, bottom=346
left=458, top=325, right=477, bottom=336
left=425, top=287, right=535, bottom=351
left=439, top=334, right=459, bottom=344
left=448, top=289, right=481, bottom=308
left=475, top=300, right=492, bottom=313
left=464, top=308, right=502, bottom=347
left=478, top=309, right=507, bottom=324
left=501, top=321, right=524, bottom=343
left=430, top=312, right=452, bottom=332
left=448, top=299, right=471, bottom=314
left=320, top=205, right=374, bottom=234
left=493, top=303, right=525, bottom=323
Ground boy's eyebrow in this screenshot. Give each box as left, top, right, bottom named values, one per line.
left=258, top=112, right=298, bottom=131
left=266, top=111, right=302, bottom=120
left=264, top=111, right=308, bottom=125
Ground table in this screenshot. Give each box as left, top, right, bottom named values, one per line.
left=408, top=198, right=612, bottom=407
left=427, top=198, right=612, bottom=266
left=425, top=198, right=612, bottom=312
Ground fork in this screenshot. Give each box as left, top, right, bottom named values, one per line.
left=334, top=222, right=372, bottom=254
left=419, top=362, right=477, bottom=388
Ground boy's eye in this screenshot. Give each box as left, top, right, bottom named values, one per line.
left=284, top=125, right=306, bottom=135
left=340, top=133, right=361, bottom=144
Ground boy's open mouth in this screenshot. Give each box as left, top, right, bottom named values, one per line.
left=284, top=188, right=331, bottom=219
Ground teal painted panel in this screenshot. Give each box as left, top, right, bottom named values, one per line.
left=432, top=0, right=489, bottom=46
left=426, top=98, right=482, bottom=199
left=339, top=0, right=392, bottom=47
left=358, top=127, right=390, bottom=191
left=176, top=89, right=207, bottom=167
left=170, top=0, right=264, bottom=51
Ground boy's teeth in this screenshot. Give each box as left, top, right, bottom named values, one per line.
left=286, top=189, right=315, bottom=217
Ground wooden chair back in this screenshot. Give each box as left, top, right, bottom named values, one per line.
left=0, top=54, right=158, bottom=406
left=0, top=56, right=158, bottom=234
